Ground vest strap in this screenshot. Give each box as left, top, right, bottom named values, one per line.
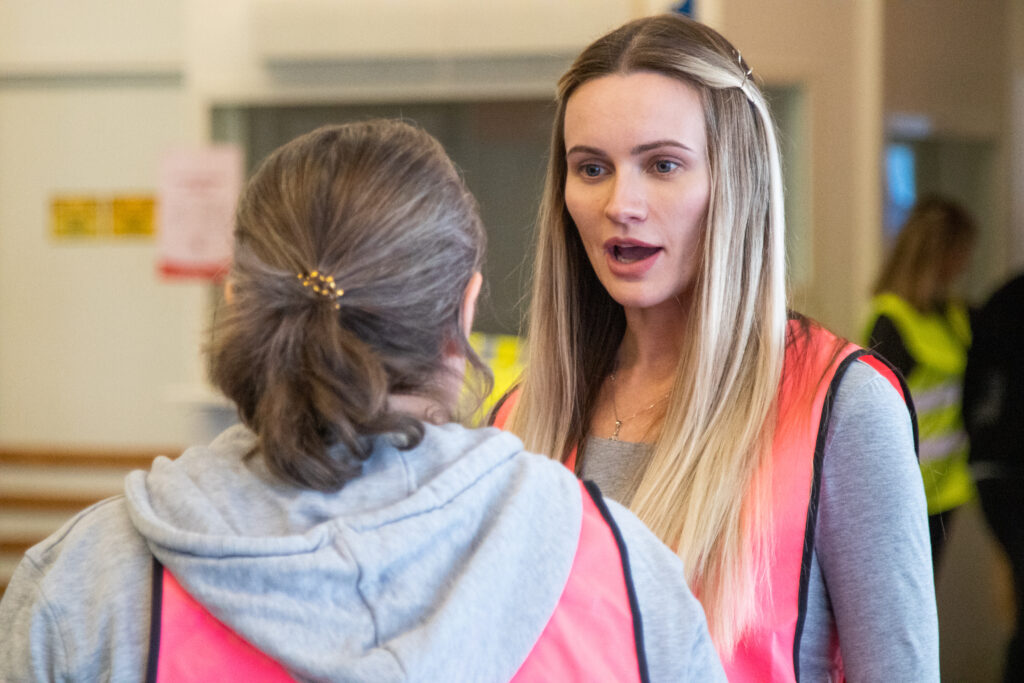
left=511, top=479, right=645, bottom=682
left=147, top=559, right=295, bottom=682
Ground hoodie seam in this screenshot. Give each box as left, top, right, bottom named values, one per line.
left=334, top=523, right=408, bottom=679
left=18, top=560, right=73, bottom=680
left=35, top=497, right=126, bottom=553
left=396, top=449, right=418, bottom=496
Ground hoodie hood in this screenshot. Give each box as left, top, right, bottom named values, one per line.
left=125, top=423, right=582, bottom=682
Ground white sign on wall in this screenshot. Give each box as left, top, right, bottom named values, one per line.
left=156, top=146, right=243, bottom=280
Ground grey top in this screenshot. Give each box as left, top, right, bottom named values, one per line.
left=582, top=360, right=940, bottom=682
left=0, top=422, right=725, bottom=682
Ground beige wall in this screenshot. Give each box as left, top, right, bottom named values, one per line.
left=185, top=0, right=636, bottom=105
left=886, top=0, right=1006, bottom=139
left=0, top=84, right=205, bottom=447
left=1013, top=1, right=1024, bottom=268
left=885, top=0, right=1013, bottom=302
left=718, top=1, right=884, bottom=337
left=720, top=0, right=1019, bottom=332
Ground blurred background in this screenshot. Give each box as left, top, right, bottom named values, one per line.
left=1, top=1, right=1022, bottom=679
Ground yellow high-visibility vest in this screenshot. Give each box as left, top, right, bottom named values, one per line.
left=865, top=292, right=974, bottom=514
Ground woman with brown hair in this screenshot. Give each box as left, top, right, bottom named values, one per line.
left=495, top=13, right=938, bottom=681
left=0, top=120, right=723, bottom=681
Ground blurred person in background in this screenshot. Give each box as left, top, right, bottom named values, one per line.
left=865, top=195, right=976, bottom=567
left=963, top=270, right=1024, bottom=682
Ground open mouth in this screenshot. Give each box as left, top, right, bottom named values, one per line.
left=612, top=245, right=661, bottom=263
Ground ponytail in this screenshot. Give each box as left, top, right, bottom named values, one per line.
left=208, top=121, right=489, bottom=491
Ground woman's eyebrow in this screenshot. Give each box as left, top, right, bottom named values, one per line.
left=565, top=140, right=695, bottom=157
left=632, top=140, right=693, bottom=155
left=565, top=144, right=605, bottom=157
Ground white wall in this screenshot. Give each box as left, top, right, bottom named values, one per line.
left=183, top=0, right=639, bottom=109
left=0, top=83, right=212, bottom=447
left=0, top=0, right=182, bottom=71
left=0, top=1, right=208, bottom=448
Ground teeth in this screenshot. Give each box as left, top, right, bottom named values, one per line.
left=615, top=248, right=642, bottom=263
left=614, top=245, right=659, bottom=263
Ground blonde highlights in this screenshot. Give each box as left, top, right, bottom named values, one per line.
left=508, top=15, right=788, bottom=649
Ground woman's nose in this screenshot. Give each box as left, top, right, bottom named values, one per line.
left=603, top=172, right=647, bottom=225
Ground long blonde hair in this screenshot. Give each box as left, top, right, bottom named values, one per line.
left=507, top=15, right=788, bottom=649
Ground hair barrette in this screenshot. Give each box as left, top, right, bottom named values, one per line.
left=736, top=50, right=753, bottom=85
left=297, top=271, right=344, bottom=309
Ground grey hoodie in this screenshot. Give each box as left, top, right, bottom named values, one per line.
left=0, top=422, right=724, bottom=682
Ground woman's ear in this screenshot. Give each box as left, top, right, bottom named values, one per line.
left=442, top=272, right=483, bottom=361
left=461, top=271, right=483, bottom=339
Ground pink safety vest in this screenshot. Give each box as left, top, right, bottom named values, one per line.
left=490, top=321, right=916, bottom=682
left=146, top=480, right=648, bottom=682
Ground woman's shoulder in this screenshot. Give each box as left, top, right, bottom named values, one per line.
left=825, top=358, right=917, bottom=467
left=0, top=496, right=153, bottom=679
left=19, top=495, right=148, bottom=583
left=835, top=357, right=909, bottom=411
left=14, top=495, right=152, bottom=609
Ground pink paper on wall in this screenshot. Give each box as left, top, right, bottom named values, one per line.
left=157, top=146, right=243, bottom=280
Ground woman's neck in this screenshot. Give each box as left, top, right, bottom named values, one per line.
left=617, top=299, right=689, bottom=375
left=589, top=302, right=686, bottom=443
left=388, top=393, right=449, bottom=424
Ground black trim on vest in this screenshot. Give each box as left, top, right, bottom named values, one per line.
left=583, top=479, right=651, bottom=683
left=146, top=557, right=163, bottom=683
left=791, top=348, right=919, bottom=680
left=485, top=384, right=519, bottom=427
left=792, top=349, right=860, bottom=680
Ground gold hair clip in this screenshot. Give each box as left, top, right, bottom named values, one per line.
left=297, top=271, right=344, bottom=309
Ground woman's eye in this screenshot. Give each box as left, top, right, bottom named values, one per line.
left=580, top=163, right=604, bottom=178
left=653, top=159, right=680, bottom=174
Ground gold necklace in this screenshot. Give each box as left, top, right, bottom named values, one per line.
left=609, top=372, right=671, bottom=441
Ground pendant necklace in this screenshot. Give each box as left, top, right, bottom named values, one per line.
left=609, top=372, right=671, bottom=441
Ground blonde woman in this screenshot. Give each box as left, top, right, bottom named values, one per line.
left=865, top=195, right=976, bottom=566
left=494, top=14, right=938, bottom=681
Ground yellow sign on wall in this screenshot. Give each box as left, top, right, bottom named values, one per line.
left=51, top=197, right=100, bottom=237
left=51, top=194, right=156, bottom=239
left=111, top=196, right=155, bottom=236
